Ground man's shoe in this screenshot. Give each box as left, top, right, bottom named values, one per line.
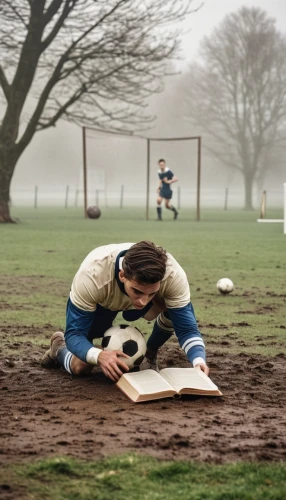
left=41, top=331, right=66, bottom=368
left=174, top=211, right=179, bottom=220
left=140, top=347, right=159, bottom=372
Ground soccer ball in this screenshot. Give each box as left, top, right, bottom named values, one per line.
left=87, top=205, right=101, bottom=219
left=217, top=278, right=234, bottom=294
left=102, top=325, right=147, bottom=369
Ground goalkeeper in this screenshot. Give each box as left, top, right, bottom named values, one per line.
left=156, top=158, right=179, bottom=221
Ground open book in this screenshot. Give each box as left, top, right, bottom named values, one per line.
left=116, top=367, right=222, bottom=403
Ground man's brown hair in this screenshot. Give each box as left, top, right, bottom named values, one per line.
left=123, top=241, right=167, bottom=283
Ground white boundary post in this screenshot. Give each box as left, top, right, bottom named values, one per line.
left=260, top=190, right=266, bottom=219
left=284, top=182, right=286, bottom=234
left=257, top=183, right=285, bottom=232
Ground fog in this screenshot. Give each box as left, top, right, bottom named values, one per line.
left=179, top=0, right=286, bottom=62
left=9, top=0, right=286, bottom=210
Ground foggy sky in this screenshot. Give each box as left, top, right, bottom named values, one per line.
left=10, top=0, right=286, bottom=208
left=180, top=0, right=286, bottom=62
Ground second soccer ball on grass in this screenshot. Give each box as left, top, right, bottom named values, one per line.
left=217, top=278, right=234, bottom=294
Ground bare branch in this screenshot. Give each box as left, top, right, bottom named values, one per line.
left=1, top=0, right=29, bottom=28
left=8, top=0, right=198, bottom=151
left=0, top=65, right=10, bottom=100
left=41, top=0, right=78, bottom=51
left=181, top=6, right=286, bottom=208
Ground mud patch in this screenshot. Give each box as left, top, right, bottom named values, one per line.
left=0, top=325, right=285, bottom=466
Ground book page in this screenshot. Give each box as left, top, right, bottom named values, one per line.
left=120, top=370, right=175, bottom=395
left=160, top=367, right=220, bottom=394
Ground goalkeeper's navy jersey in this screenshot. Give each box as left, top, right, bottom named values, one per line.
left=158, top=168, right=174, bottom=198
left=65, top=243, right=206, bottom=366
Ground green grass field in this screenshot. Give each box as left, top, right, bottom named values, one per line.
left=1, top=206, right=285, bottom=499
left=2, top=455, right=286, bottom=500
left=1, top=206, right=285, bottom=354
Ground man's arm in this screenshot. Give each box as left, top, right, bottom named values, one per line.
left=65, top=299, right=129, bottom=380
left=167, top=303, right=209, bottom=374
left=163, top=176, right=178, bottom=184
left=65, top=298, right=95, bottom=361
left=157, top=179, right=162, bottom=193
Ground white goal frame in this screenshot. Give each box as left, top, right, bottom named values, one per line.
left=257, top=183, right=286, bottom=234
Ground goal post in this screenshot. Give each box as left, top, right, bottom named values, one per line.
left=82, top=125, right=135, bottom=217
left=81, top=126, right=202, bottom=220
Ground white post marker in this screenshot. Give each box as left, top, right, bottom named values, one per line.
left=284, top=183, right=286, bottom=235
left=257, top=182, right=285, bottom=233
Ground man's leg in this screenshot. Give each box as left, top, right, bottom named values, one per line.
left=41, top=331, right=93, bottom=376
left=141, top=307, right=175, bottom=371
left=165, top=200, right=178, bottom=220
left=41, top=307, right=118, bottom=376
left=156, top=195, right=163, bottom=220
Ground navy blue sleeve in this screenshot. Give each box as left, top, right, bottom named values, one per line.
left=64, top=298, right=95, bottom=362
left=167, top=303, right=206, bottom=364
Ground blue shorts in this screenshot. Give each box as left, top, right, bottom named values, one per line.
left=159, top=188, right=172, bottom=200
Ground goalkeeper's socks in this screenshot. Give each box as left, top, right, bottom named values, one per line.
left=169, top=206, right=178, bottom=219
left=57, top=347, right=73, bottom=374
left=147, top=312, right=174, bottom=350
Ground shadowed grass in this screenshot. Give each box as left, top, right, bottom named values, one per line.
left=1, top=454, right=285, bottom=500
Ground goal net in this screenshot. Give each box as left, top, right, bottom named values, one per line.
left=81, top=127, right=201, bottom=220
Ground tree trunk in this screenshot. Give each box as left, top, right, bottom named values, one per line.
left=0, top=148, right=17, bottom=223
left=243, top=174, right=255, bottom=210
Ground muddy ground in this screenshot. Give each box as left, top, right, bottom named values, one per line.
left=1, top=324, right=286, bottom=469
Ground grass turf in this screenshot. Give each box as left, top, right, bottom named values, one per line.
left=0, top=454, right=285, bottom=499
left=0, top=206, right=285, bottom=499
left=1, top=206, right=285, bottom=356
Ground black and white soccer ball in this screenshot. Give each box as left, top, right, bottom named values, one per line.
left=102, top=325, right=147, bottom=369
left=217, top=278, right=234, bottom=294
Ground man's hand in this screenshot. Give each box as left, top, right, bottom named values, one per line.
left=98, top=350, right=129, bottom=382
left=195, top=363, right=209, bottom=376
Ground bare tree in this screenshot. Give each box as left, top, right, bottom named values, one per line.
left=181, top=7, right=286, bottom=209
left=0, top=0, right=199, bottom=222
